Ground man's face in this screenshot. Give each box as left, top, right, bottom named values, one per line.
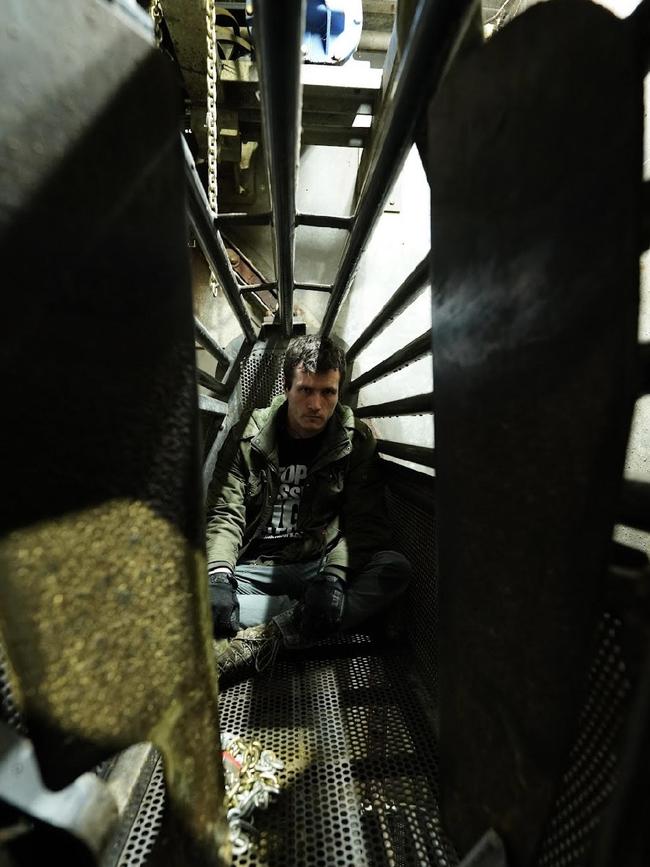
left=285, top=365, right=341, bottom=439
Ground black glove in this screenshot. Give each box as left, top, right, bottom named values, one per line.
left=301, top=573, right=345, bottom=640
left=208, top=567, right=240, bottom=637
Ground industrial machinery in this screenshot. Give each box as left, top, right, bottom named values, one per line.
left=1, top=0, right=649, bottom=864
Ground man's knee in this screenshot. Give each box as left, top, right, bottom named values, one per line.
left=368, top=549, right=412, bottom=590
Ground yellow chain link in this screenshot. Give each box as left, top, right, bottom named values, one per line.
left=149, top=0, right=164, bottom=48
left=205, top=0, right=220, bottom=297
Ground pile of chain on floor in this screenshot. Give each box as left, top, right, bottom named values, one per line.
left=221, top=732, right=285, bottom=856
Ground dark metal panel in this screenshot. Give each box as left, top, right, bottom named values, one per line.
left=183, top=138, right=257, bottom=344
left=348, top=331, right=431, bottom=392
left=591, top=619, right=650, bottom=867
left=346, top=257, right=430, bottom=361
left=618, top=480, right=650, bottom=532
left=0, top=2, right=229, bottom=861
left=377, top=439, right=436, bottom=468
left=355, top=392, right=434, bottom=418
left=254, top=0, right=306, bottom=336
left=428, top=3, right=642, bottom=863
left=640, top=342, right=650, bottom=393
left=319, top=0, right=478, bottom=336
left=194, top=315, right=231, bottom=369
left=382, top=458, right=436, bottom=514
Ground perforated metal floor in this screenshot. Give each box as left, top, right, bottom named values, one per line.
left=112, top=637, right=456, bottom=867
left=219, top=638, right=455, bottom=867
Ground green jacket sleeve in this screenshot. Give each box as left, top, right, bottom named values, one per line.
left=322, top=422, right=391, bottom=581
left=205, top=427, right=247, bottom=570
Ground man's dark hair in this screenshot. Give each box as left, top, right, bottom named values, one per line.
left=283, top=335, right=346, bottom=389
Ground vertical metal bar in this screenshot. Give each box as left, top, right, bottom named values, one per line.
left=320, top=0, right=478, bottom=337
left=183, top=138, right=257, bottom=345
left=254, top=0, right=306, bottom=337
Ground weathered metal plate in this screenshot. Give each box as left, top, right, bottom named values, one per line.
left=428, top=2, right=641, bottom=862
left=0, top=1, right=227, bottom=863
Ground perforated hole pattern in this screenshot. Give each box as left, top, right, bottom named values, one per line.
left=116, top=756, right=165, bottom=867
left=535, top=612, right=632, bottom=867
left=219, top=646, right=457, bottom=867
left=0, top=640, right=25, bottom=734
left=239, top=347, right=285, bottom=409
left=109, top=344, right=632, bottom=866
left=385, top=490, right=438, bottom=706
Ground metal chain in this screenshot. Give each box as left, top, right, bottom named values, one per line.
left=206, top=0, right=220, bottom=297
left=221, top=733, right=284, bottom=856
left=149, top=0, right=164, bottom=47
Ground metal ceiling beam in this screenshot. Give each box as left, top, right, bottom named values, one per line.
left=320, top=0, right=478, bottom=337
left=183, top=138, right=257, bottom=345
left=254, top=0, right=306, bottom=336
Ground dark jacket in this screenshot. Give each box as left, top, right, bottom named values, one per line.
left=205, top=395, right=391, bottom=582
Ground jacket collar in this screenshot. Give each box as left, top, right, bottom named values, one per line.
left=247, top=394, right=355, bottom=464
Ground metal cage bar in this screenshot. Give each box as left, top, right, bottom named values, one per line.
left=193, top=316, right=230, bottom=370
left=376, top=439, right=436, bottom=468
left=354, top=392, right=434, bottom=418
left=319, top=0, right=478, bottom=337
left=294, top=282, right=332, bottom=293
left=346, top=257, right=430, bottom=362
left=347, top=331, right=431, bottom=393
left=296, top=213, right=355, bottom=230
left=196, top=368, right=231, bottom=400
left=215, top=212, right=273, bottom=228
left=198, top=393, right=228, bottom=416
left=254, top=0, right=306, bottom=336
left=183, top=139, right=257, bottom=344
left=240, top=282, right=278, bottom=295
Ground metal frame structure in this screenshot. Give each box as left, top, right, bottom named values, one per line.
left=188, top=0, right=476, bottom=365
left=188, top=0, right=465, bottom=474
left=319, top=0, right=479, bottom=336
left=254, top=0, right=306, bottom=336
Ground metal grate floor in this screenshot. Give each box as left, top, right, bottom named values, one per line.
left=110, top=637, right=455, bottom=867
left=218, top=637, right=456, bottom=867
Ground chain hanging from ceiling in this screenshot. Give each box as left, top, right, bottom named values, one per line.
left=205, top=0, right=220, bottom=297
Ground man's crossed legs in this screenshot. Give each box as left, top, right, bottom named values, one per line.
left=215, top=550, right=411, bottom=685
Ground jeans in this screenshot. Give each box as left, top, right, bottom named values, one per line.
left=234, top=550, right=411, bottom=647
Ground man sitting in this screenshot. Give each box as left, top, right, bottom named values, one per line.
left=206, top=335, right=411, bottom=685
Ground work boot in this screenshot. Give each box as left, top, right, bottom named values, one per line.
left=214, top=621, right=282, bottom=688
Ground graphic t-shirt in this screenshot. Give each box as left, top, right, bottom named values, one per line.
left=244, top=425, right=325, bottom=561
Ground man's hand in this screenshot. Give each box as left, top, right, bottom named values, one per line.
left=301, top=573, right=345, bottom=640
left=208, top=567, right=240, bottom=637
